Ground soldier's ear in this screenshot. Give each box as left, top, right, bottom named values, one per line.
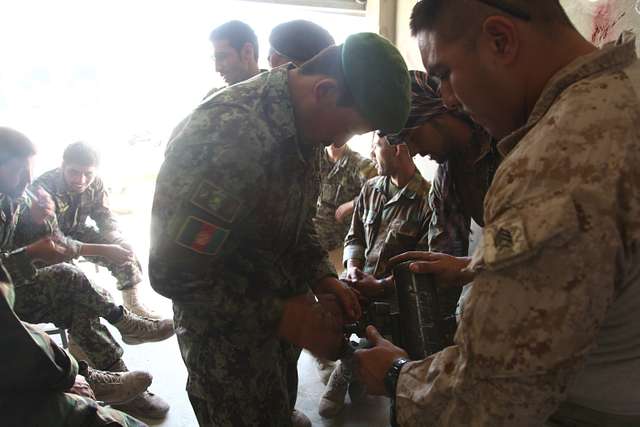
left=312, top=78, right=340, bottom=106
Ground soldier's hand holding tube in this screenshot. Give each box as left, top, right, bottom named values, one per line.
left=354, top=325, right=408, bottom=396
left=278, top=291, right=346, bottom=360
left=25, top=237, right=74, bottom=265
left=26, top=187, right=55, bottom=226
left=313, top=276, right=361, bottom=322
left=389, top=251, right=474, bottom=287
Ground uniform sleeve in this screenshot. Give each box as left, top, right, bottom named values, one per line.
left=395, top=188, right=630, bottom=426
left=290, top=205, right=337, bottom=287
left=343, top=185, right=368, bottom=264
left=90, top=178, right=121, bottom=239
left=427, top=165, right=457, bottom=255
left=149, top=106, right=268, bottom=299
left=415, top=189, right=432, bottom=252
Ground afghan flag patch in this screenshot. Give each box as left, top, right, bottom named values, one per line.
left=190, top=180, right=242, bottom=223
left=175, top=216, right=230, bottom=255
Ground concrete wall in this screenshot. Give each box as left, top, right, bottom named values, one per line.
left=391, top=0, right=640, bottom=72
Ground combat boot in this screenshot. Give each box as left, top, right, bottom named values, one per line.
left=114, top=307, right=174, bottom=345
left=291, top=409, right=312, bottom=427
left=318, top=361, right=349, bottom=418
left=113, top=391, right=170, bottom=420
left=122, top=287, right=162, bottom=319
left=81, top=363, right=152, bottom=405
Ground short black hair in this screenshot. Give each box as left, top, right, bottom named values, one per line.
left=298, top=45, right=354, bottom=108
left=410, top=0, right=573, bottom=39
left=63, top=141, right=100, bottom=167
left=210, top=20, right=259, bottom=61
left=0, top=127, right=36, bottom=166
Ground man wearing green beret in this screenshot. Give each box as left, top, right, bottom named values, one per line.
left=149, top=32, right=410, bottom=426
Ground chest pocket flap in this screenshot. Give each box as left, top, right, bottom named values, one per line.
left=483, top=192, right=580, bottom=270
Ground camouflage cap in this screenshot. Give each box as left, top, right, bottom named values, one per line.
left=342, top=33, right=410, bottom=134
left=269, top=20, right=335, bottom=64
left=385, top=70, right=474, bottom=145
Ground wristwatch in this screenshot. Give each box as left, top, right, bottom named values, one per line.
left=385, top=357, right=410, bottom=427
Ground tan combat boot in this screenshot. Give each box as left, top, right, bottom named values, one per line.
left=113, top=307, right=174, bottom=345
left=122, top=287, right=162, bottom=319
left=82, top=363, right=152, bottom=405
left=113, top=391, right=170, bottom=420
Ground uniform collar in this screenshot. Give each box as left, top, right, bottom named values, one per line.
left=374, top=169, right=428, bottom=203
left=498, top=31, right=638, bottom=157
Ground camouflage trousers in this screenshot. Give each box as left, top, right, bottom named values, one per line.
left=71, top=225, right=143, bottom=291
left=174, top=302, right=301, bottom=427
left=13, top=263, right=124, bottom=369
left=1, top=392, right=147, bottom=427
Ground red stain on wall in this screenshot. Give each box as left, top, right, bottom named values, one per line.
left=592, top=0, right=626, bottom=45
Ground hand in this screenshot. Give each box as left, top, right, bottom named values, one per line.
left=100, top=244, right=134, bottom=265
left=28, top=187, right=55, bottom=225
left=345, top=262, right=364, bottom=282
left=314, top=276, right=361, bottom=322
left=389, top=251, right=473, bottom=286
left=278, top=291, right=345, bottom=360
left=354, top=326, right=408, bottom=396
left=351, top=272, right=385, bottom=298
left=68, top=375, right=96, bottom=400
left=334, top=200, right=355, bottom=224
left=25, top=237, right=74, bottom=264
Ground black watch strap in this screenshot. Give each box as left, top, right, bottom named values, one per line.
left=385, top=357, right=410, bottom=427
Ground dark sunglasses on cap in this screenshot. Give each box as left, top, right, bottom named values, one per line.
left=475, top=0, right=531, bottom=21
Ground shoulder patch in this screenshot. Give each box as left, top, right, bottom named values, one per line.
left=190, top=180, right=242, bottom=223
left=175, top=216, right=230, bottom=255
left=484, top=217, right=529, bottom=266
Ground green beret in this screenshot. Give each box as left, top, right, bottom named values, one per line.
left=269, top=20, right=335, bottom=64
left=342, top=33, right=410, bottom=134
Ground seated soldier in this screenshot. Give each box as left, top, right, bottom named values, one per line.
left=318, top=130, right=432, bottom=417
left=0, top=127, right=174, bottom=420
left=31, top=141, right=161, bottom=318
left=0, top=264, right=148, bottom=427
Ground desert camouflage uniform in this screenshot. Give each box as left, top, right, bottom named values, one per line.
left=314, top=146, right=376, bottom=252
left=0, top=271, right=144, bottom=427
left=394, top=33, right=640, bottom=427
left=149, top=65, right=335, bottom=426
left=0, top=193, right=125, bottom=371
left=33, top=168, right=142, bottom=290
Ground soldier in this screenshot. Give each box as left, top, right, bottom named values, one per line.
left=0, top=128, right=174, bottom=420
left=355, top=1, right=640, bottom=426
left=33, top=141, right=162, bottom=319
left=0, top=264, right=148, bottom=427
left=385, top=70, right=500, bottom=317
left=268, top=20, right=335, bottom=68
left=319, top=124, right=432, bottom=418
left=149, top=33, right=411, bottom=427
left=210, top=20, right=261, bottom=86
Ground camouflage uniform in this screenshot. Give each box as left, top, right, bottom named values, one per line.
left=344, top=171, right=432, bottom=279
left=428, top=135, right=500, bottom=316
left=33, top=168, right=142, bottom=290
left=149, top=66, right=335, bottom=426
left=314, top=146, right=376, bottom=253
left=0, top=193, right=125, bottom=371
left=0, top=273, right=145, bottom=427
left=394, top=33, right=640, bottom=427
